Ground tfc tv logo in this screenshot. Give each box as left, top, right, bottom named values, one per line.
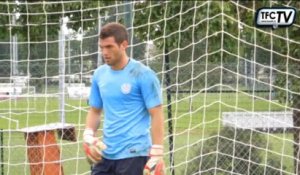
left=255, top=7, right=296, bottom=28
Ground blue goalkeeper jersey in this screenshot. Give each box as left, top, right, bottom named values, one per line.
left=89, top=58, right=162, bottom=159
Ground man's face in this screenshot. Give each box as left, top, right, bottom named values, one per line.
left=99, top=36, right=127, bottom=67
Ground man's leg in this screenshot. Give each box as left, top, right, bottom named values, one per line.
left=115, top=156, right=148, bottom=175
left=92, top=158, right=114, bottom=175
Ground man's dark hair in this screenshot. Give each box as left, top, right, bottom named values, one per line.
left=100, top=22, right=128, bottom=44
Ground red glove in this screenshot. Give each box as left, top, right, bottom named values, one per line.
left=144, top=145, right=165, bottom=175
left=83, top=128, right=107, bottom=165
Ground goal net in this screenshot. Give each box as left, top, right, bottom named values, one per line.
left=0, top=1, right=299, bottom=175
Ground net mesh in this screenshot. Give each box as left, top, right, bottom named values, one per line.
left=0, top=1, right=299, bottom=175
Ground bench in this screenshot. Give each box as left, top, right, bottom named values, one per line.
left=222, top=111, right=293, bottom=132
left=67, top=86, right=90, bottom=99
left=0, top=83, right=37, bottom=102
left=66, top=83, right=85, bottom=88
left=18, top=122, right=76, bottom=175
left=0, top=83, right=23, bottom=95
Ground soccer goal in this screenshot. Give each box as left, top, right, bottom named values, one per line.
left=0, top=1, right=299, bottom=175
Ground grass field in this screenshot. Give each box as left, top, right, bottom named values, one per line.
left=0, top=92, right=295, bottom=174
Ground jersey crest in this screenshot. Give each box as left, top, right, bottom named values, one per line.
left=121, top=83, right=131, bottom=94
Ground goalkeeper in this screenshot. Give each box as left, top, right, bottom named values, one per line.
left=83, top=22, right=165, bottom=175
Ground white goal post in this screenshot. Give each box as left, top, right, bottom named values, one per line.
left=0, top=1, right=299, bottom=175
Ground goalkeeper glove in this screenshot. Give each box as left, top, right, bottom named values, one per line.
left=143, top=145, right=165, bottom=175
left=83, top=128, right=107, bottom=165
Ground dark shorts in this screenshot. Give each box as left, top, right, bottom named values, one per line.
left=91, top=156, right=148, bottom=175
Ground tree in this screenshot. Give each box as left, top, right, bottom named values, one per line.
left=0, top=1, right=99, bottom=80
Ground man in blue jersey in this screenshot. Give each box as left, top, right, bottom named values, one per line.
left=83, top=22, right=165, bottom=175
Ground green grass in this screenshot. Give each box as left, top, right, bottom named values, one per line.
left=0, top=92, right=295, bottom=174
left=0, top=97, right=88, bottom=129
left=0, top=97, right=90, bottom=175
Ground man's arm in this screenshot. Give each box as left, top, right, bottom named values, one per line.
left=149, top=104, right=164, bottom=145
left=144, top=105, right=165, bottom=175
left=83, top=107, right=106, bottom=165
left=85, top=107, right=102, bottom=133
